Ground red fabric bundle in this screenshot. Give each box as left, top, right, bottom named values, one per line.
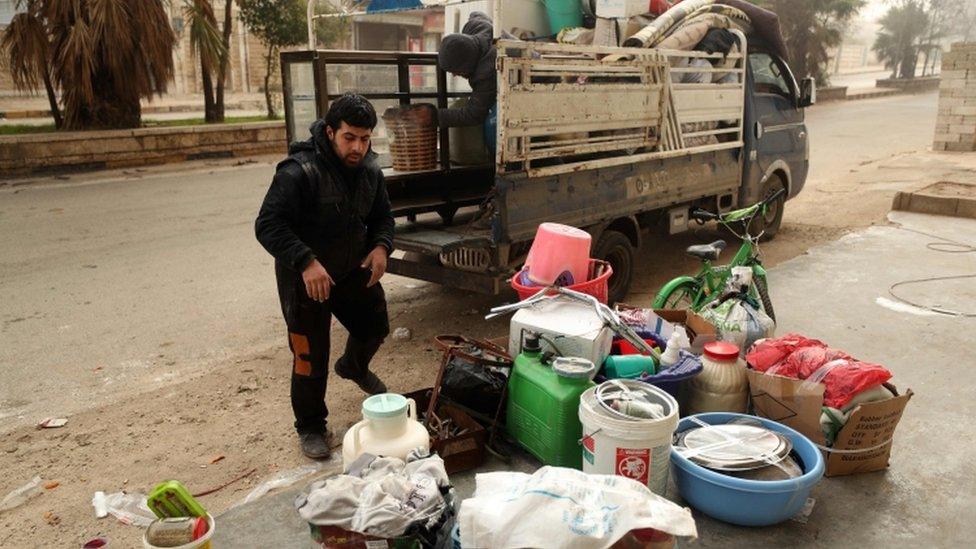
left=747, top=335, right=892, bottom=408
left=745, top=333, right=826, bottom=372
left=817, top=360, right=892, bottom=408
left=775, top=346, right=853, bottom=379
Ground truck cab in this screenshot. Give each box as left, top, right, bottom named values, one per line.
left=741, top=43, right=814, bottom=237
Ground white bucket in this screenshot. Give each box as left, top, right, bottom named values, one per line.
left=579, top=384, right=679, bottom=495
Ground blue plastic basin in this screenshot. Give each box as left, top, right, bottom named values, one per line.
left=670, top=413, right=824, bottom=527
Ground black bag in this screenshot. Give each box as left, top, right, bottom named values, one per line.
left=431, top=335, right=512, bottom=425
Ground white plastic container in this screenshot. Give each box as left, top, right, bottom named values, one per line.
left=579, top=382, right=679, bottom=495
left=342, top=393, right=430, bottom=469
left=686, top=341, right=748, bottom=414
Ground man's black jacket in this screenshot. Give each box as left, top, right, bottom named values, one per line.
left=438, top=12, right=496, bottom=128
left=255, top=120, right=394, bottom=283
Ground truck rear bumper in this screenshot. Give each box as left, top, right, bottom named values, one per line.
left=388, top=257, right=505, bottom=295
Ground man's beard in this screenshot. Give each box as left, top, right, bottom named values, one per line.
left=330, top=140, right=362, bottom=167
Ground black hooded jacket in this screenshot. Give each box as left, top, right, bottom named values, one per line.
left=438, top=12, right=496, bottom=128
left=255, top=120, right=394, bottom=283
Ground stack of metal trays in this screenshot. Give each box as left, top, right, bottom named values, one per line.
left=674, top=424, right=793, bottom=472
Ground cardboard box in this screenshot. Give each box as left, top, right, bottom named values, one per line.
left=747, top=370, right=913, bottom=477
left=510, top=298, right=613, bottom=367
left=596, top=0, right=647, bottom=19
left=616, top=304, right=719, bottom=354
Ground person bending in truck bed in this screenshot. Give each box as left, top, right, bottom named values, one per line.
left=255, top=93, right=394, bottom=460
left=435, top=11, right=497, bottom=128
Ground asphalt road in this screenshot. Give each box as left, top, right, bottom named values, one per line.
left=0, top=91, right=939, bottom=433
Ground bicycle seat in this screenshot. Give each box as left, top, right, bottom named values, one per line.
left=686, top=240, right=727, bottom=261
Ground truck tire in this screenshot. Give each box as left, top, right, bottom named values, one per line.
left=750, top=176, right=786, bottom=241
left=593, top=230, right=634, bottom=305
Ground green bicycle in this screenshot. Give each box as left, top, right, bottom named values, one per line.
left=652, top=189, right=786, bottom=321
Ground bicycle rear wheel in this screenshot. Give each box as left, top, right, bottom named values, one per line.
left=654, top=279, right=700, bottom=310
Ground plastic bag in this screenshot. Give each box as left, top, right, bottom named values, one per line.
left=458, top=467, right=697, bottom=549
left=803, top=360, right=892, bottom=409
left=700, top=297, right=775, bottom=352
left=440, top=354, right=509, bottom=419
left=768, top=346, right=852, bottom=379
left=746, top=333, right=826, bottom=372
left=434, top=336, right=512, bottom=423
left=748, top=335, right=894, bottom=409
left=239, top=462, right=328, bottom=506
left=102, top=492, right=155, bottom=527
left=0, top=476, right=43, bottom=513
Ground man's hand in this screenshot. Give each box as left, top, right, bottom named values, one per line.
left=302, top=259, right=334, bottom=302
left=361, top=246, right=388, bottom=288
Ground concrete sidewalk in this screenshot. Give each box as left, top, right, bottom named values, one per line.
left=214, top=212, right=976, bottom=547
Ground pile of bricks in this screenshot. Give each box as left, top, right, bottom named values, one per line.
left=935, top=43, right=976, bottom=152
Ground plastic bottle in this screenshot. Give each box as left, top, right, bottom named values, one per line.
left=659, top=327, right=691, bottom=369
left=0, top=476, right=43, bottom=512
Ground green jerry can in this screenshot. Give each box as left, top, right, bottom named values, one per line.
left=506, top=333, right=596, bottom=469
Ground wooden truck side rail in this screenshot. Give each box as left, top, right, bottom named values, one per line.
left=494, top=36, right=747, bottom=179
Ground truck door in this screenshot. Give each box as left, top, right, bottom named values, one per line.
left=742, top=51, right=809, bottom=210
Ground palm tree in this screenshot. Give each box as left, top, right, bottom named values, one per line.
left=183, top=0, right=227, bottom=123
left=1, top=0, right=62, bottom=128
left=2, top=0, right=177, bottom=130
left=874, top=2, right=929, bottom=79
left=215, top=0, right=235, bottom=122
left=759, top=0, right=865, bottom=85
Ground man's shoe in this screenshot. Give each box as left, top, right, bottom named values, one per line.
left=354, top=371, right=388, bottom=395
left=299, top=431, right=331, bottom=460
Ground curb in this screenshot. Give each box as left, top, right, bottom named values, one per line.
left=892, top=182, right=976, bottom=219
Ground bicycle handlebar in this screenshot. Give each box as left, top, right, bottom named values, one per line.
left=690, top=187, right=787, bottom=224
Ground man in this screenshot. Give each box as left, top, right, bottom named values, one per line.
left=255, top=93, right=394, bottom=459
left=435, top=11, right=496, bottom=128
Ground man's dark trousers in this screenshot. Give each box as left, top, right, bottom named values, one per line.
left=277, top=264, right=390, bottom=435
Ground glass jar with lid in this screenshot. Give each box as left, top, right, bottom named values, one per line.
left=686, top=341, right=748, bottom=414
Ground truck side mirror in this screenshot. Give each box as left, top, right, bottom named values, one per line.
left=798, top=77, right=816, bottom=108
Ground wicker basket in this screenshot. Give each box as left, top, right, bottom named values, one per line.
left=383, top=105, right=438, bottom=172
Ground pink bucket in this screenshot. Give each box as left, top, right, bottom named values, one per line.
left=525, top=223, right=592, bottom=286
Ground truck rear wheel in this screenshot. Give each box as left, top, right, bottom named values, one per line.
left=593, top=230, right=634, bottom=305
left=750, top=176, right=786, bottom=241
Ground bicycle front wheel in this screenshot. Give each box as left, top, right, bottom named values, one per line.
left=653, top=279, right=700, bottom=310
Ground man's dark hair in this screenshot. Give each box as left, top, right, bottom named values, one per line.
left=325, top=93, right=377, bottom=132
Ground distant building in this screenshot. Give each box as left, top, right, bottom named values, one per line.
left=1, top=0, right=444, bottom=104
left=165, top=1, right=272, bottom=97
